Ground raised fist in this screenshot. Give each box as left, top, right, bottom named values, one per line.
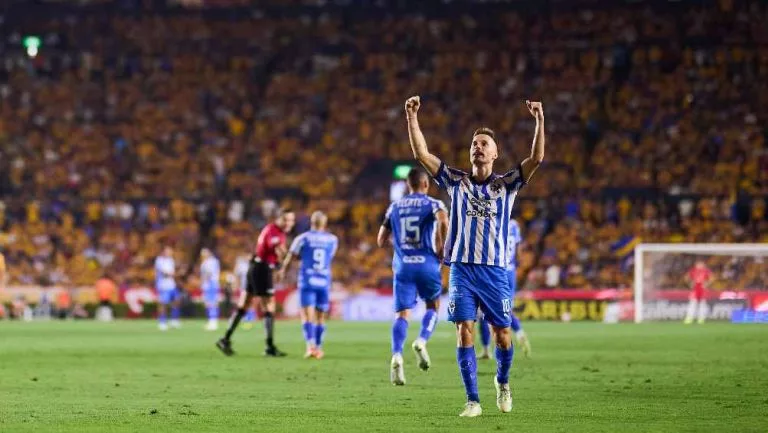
left=526, top=100, right=544, bottom=120
left=405, top=96, right=421, bottom=117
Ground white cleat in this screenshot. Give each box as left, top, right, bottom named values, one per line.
left=390, top=354, right=406, bottom=386
left=411, top=339, right=431, bottom=371
left=170, top=319, right=182, bottom=329
left=459, top=401, right=483, bottom=417
left=204, top=320, right=219, bottom=331
left=494, top=377, right=513, bottom=413
left=158, top=323, right=169, bottom=331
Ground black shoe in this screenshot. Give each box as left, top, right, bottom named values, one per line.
left=264, top=346, right=287, bottom=357
left=216, top=338, right=235, bottom=356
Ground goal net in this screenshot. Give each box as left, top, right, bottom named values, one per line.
left=632, top=244, right=768, bottom=323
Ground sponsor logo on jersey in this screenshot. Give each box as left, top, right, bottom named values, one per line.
left=466, top=197, right=496, bottom=218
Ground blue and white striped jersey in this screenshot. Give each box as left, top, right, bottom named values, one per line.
left=383, top=193, right=447, bottom=272
left=154, top=256, right=176, bottom=292
left=289, top=230, right=339, bottom=289
left=506, top=219, right=522, bottom=271
left=434, top=162, right=526, bottom=268
left=201, top=256, right=221, bottom=290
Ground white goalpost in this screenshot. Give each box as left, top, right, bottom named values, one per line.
left=633, top=243, right=768, bottom=323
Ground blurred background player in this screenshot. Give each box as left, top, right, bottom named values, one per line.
left=200, top=248, right=221, bottom=331
left=478, top=219, right=531, bottom=359
left=234, top=254, right=257, bottom=329
left=277, top=211, right=339, bottom=359
left=406, top=95, right=545, bottom=417
left=217, top=209, right=296, bottom=357
left=155, top=246, right=181, bottom=331
left=377, top=168, right=448, bottom=386
left=684, top=260, right=713, bottom=325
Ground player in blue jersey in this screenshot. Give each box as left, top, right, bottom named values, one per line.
left=377, top=168, right=449, bottom=386
left=405, top=95, right=545, bottom=417
left=200, top=248, right=221, bottom=331
left=478, top=219, right=531, bottom=359
left=155, top=246, right=181, bottom=331
left=277, top=211, right=338, bottom=360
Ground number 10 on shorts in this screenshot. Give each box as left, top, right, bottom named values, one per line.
left=502, top=298, right=512, bottom=312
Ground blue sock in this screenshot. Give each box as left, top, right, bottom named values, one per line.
left=457, top=347, right=480, bottom=402
left=479, top=317, right=491, bottom=347
left=207, top=306, right=219, bottom=320
left=315, top=324, right=326, bottom=348
left=419, top=309, right=437, bottom=342
left=391, top=317, right=408, bottom=354
left=158, top=309, right=167, bottom=325
left=302, top=321, right=314, bottom=344
left=245, top=309, right=256, bottom=322
left=510, top=314, right=522, bottom=333
left=171, top=306, right=180, bottom=320
left=495, top=346, right=514, bottom=385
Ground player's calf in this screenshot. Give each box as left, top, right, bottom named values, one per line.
left=492, top=325, right=514, bottom=413
left=412, top=304, right=437, bottom=371
left=391, top=314, right=409, bottom=384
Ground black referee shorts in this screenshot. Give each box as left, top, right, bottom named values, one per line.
left=246, top=258, right=274, bottom=297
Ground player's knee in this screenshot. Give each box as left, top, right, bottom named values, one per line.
left=455, top=321, right=474, bottom=347
left=425, top=299, right=439, bottom=311
left=395, top=310, right=410, bottom=320
left=492, top=326, right=512, bottom=349
left=315, top=310, right=327, bottom=324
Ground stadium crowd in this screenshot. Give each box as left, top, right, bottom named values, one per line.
left=0, top=0, right=766, bottom=294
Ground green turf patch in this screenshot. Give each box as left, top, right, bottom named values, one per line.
left=0, top=321, right=766, bottom=432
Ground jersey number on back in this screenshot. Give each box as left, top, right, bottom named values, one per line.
left=313, top=249, right=326, bottom=270
left=400, top=216, right=421, bottom=245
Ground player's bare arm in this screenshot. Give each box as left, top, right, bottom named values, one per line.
left=435, top=209, right=448, bottom=257
left=377, top=225, right=391, bottom=248
left=275, top=242, right=288, bottom=262
left=520, top=101, right=545, bottom=182
left=276, top=252, right=296, bottom=283
left=405, top=96, right=442, bottom=176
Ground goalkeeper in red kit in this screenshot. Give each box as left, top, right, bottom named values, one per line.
left=684, top=260, right=713, bottom=324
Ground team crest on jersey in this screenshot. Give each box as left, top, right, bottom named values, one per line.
left=490, top=178, right=504, bottom=195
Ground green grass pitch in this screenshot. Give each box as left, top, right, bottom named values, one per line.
left=1, top=320, right=767, bottom=432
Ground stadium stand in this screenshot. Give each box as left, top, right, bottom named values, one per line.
left=0, top=0, right=766, bottom=292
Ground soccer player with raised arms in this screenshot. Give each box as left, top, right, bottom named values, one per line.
left=377, top=168, right=449, bottom=386
left=405, top=95, right=545, bottom=417
left=277, top=211, right=339, bottom=359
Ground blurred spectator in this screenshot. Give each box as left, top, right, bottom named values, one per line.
left=0, top=0, right=765, bottom=292
left=95, top=275, right=118, bottom=321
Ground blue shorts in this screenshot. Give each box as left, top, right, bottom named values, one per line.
left=299, top=285, right=330, bottom=312
left=393, top=266, right=442, bottom=312
left=448, top=262, right=512, bottom=328
left=157, top=289, right=179, bottom=305
left=202, top=283, right=219, bottom=305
